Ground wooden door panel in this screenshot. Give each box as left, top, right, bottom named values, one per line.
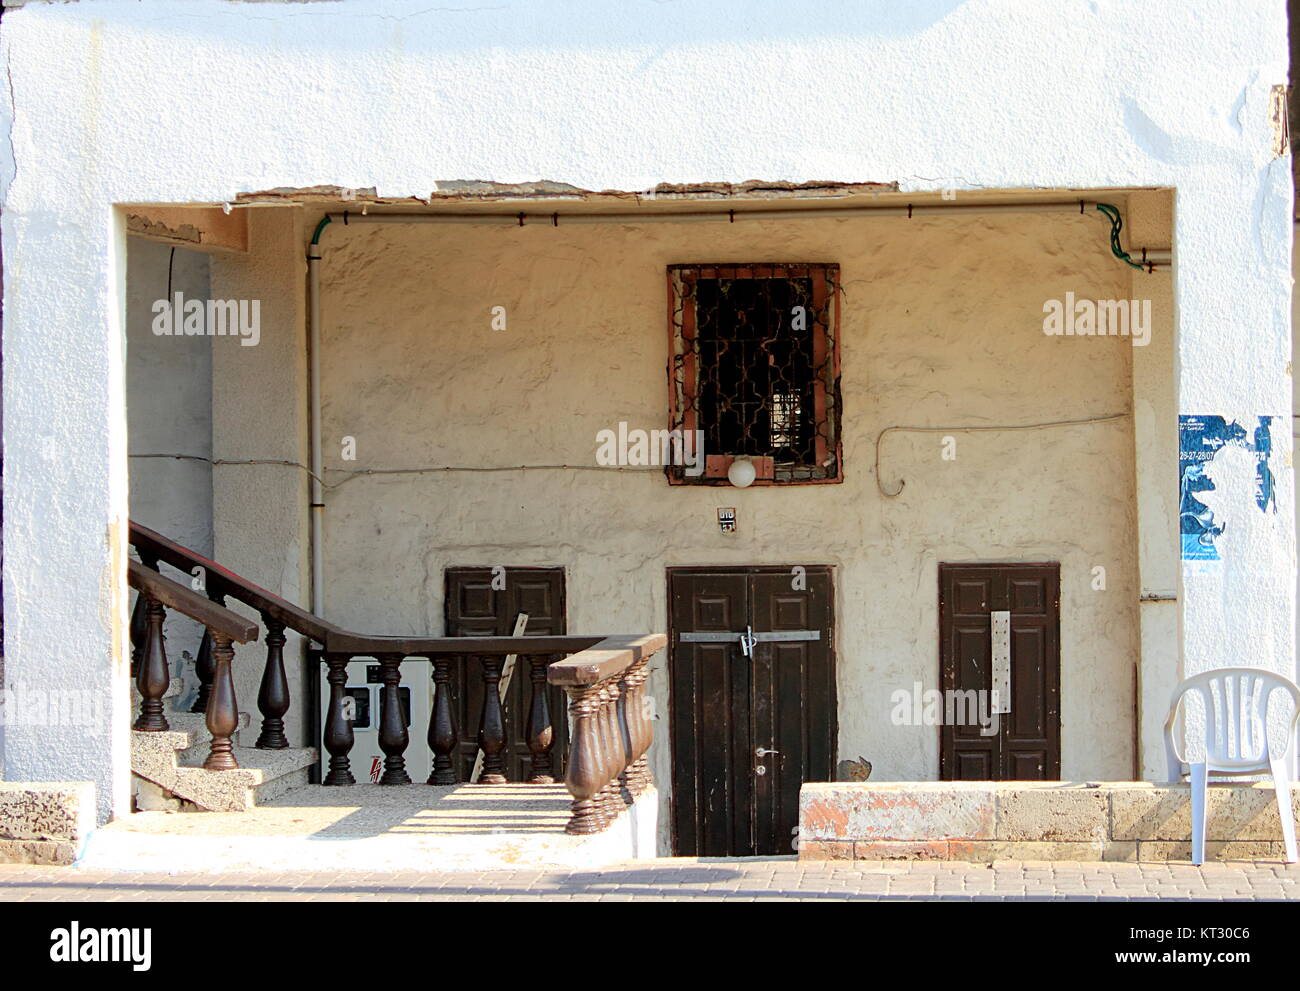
left=750, top=570, right=834, bottom=857
left=940, top=563, right=1060, bottom=780
left=957, top=751, right=994, bottom=779
left=669, top=572, right=748, bottom=857
left=445, top=567, right=567, bottom=784
left=1010, top=751, right=1048, bottom=779
left=953, top=578, right=992, bottom=615
left=1009, top=625, right=1047, bottom=738
left=669, top=566, right=835, bottom=858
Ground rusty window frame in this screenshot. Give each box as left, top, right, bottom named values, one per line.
left=666, top=263, right=842, bottom=485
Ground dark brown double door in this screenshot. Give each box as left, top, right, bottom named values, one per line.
left=939, top=563, right=1060, bottom=780
left=445, top=567, right=570, bottom=783
left=669, top=566, right=836, bottom=857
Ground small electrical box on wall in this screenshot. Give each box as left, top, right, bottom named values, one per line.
left=718, top=507, right=737, bottom=533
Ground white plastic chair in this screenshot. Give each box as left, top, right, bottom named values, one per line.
left=1164, top=667, right=1300, bottom=865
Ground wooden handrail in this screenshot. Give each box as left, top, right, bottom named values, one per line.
left=130, top=521, right=340, bottom=644
left=324, top=631, right=608, bottom=656
left=546, top=634, right=667, bottom=686
left=128, top=560, right=258, bottom=643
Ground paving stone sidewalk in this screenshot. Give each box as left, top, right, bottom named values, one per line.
left=2, top=858, right=1299, bottom=900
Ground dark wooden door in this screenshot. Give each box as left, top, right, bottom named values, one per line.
left=668, top=566, right=836, bottom=857
left=939, top=563, right=1060, bottom=780
left=445, top=567, right=568, bottom=783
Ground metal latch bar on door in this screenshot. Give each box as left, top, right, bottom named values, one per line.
left=679, top=627, right=820, bottom=658
left=990, top=610, right=1011, bottom=715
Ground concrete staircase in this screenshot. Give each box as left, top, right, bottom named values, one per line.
left=131, top=679, right=317, bottom=813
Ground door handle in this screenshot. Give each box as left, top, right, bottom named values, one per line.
left=755, top=747, right=780, bottom=757
left=739, top=626, right=757, bottom=657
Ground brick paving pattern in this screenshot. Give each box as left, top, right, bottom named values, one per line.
left=2, top=858, right=1299, bottom=900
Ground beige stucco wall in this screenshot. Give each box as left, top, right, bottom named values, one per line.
left=126, top=238, right=213, bottom=709
left=209, top=208, right=313, bottom=749
left=313, top=208, right=1148, bottom=821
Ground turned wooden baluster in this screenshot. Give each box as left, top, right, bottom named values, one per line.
left=129, top=553, right=160, bottom=679
left=591, top=682, right=616, bottom=823
left=476, top=655, right=508, bottom=784
left=598, top=681, right=626, bottom=821
left=614, top=672, right=635, bottom=804
left=622, top=663, right=643, bottom=794
left=255, top=616, right=290, bottom=749
left=525, top=655, right=556, bottom=783
left=564, top=682, right=609, bottom=834
left=133, top=595, right=171, bottom=731
left=192, top=627, right=214, bottom=713
left=129, top=595, right=147, bottom=679
left=203, top=632, right=240, bottom=770
left=629, top=659, right=653, bottom=793
left=378, top=653, right=412, bottom=785
left=322, top=654, right=356, bottom=785
left=191, top=589, right=225, bottom=714
left=428, top=656, right=460, bottom=784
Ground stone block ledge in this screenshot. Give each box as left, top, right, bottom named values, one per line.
left=799, top=781, right=1300, bottom=863
left=0, top=781, right=96, bottom=865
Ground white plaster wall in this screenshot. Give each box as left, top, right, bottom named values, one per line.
left=1292, top=219, right=1300, bottom=684
left=126, top=238, right=213, bottom=709
left=316, top=212, right=1142, bottom=815
left=0, top=0, right=1291, bottom=823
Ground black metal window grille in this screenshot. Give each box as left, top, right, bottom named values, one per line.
left=668, top=263, right=841, bottom=483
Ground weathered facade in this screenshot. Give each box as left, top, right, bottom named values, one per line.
left=0, top=0, right=1293, bottom=863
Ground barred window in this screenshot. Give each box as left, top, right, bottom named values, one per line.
left=667, top=263, right=842, bottom=484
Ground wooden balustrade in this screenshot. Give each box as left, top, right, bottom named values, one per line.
left=548, top=634, right=666, bottom=834
left=314, top=633, right=662, bottom=824
left=316, top=638, right=600, bottom=788
left=126, top=560, right=259, bottom=769
left=130, top=520, right=665, bottom=829
left=131, top=522, right=340, bottom=754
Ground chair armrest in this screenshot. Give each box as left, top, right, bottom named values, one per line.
left=1164, top=698, right=1185, bottom=782
left=1164, top=738, right=1185, bottom=782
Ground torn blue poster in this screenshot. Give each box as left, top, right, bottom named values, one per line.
left=1178, top=414, right=1278, bottom=563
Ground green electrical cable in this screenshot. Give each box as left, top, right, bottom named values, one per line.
left=1095, top=203, right=1145, bottom=270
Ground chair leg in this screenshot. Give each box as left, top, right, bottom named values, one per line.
left=1190, top=762, right=1207, bottom=866
left=1269, top=756, right=1298, bottom=864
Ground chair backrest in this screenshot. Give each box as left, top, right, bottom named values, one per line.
left=1165, top=667, right=1300, bottom=772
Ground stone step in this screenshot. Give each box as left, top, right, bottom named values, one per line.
left=131, top=726, right=317, bottom=813
left=171, top=747, right=318, bottom=811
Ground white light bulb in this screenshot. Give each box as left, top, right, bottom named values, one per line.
left=727, top=457, right=756, bottom=488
